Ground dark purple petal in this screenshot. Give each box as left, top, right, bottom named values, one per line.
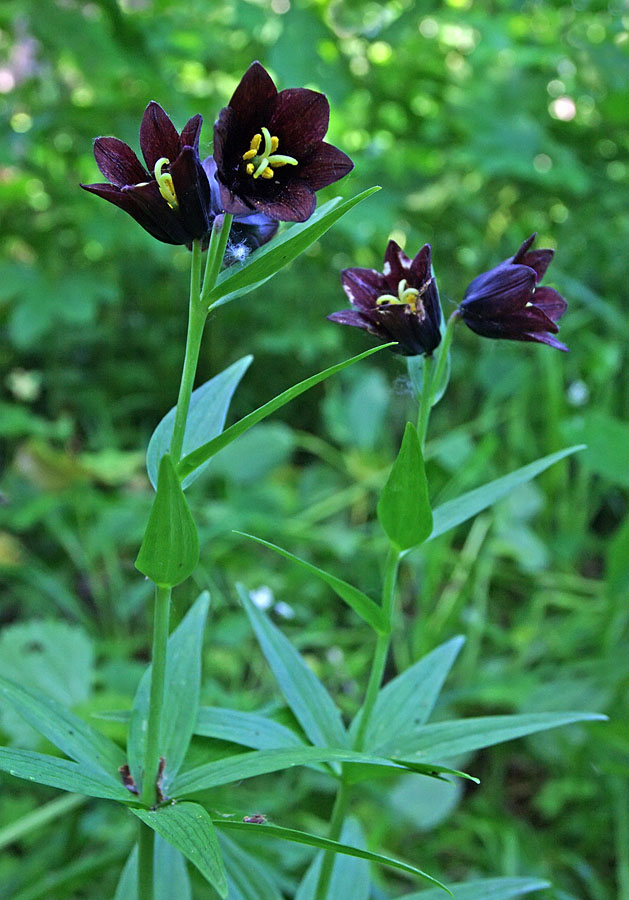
left=169, top=146, right=212, bottom=239
left=511, top=233, right=537, bottom=263
left=341, top=267, right=388, bottom=309
left=254, top=179, right=316, bottom=222
left=297, top=142, right=354, bottom=190
left=461, top=264, right=536, bottom=315
left=327, top=308, right=378, bottom=330
left=139, top=101, right=181, bottom=172
left=228, top=61, right=277, bottom=134
left=522, top=331, right=569, bottom=351
left=383, top=240, right=414, bottom=289
left=268, top=88, right=330, bottom=150
left=93, top=137, right=147, bottom=187
left=375, top=306, right=440, bottom=356
left=180, top=114, right=203, bottom=153
left=409, top=244, right=432, bottom=286
left=80, top=182, right=182, bottom=244
left=532, top=286, right=567, bottom=323
left=519, top=248, right=554, bottom=283
left=121, top=181, right=192, bottom=244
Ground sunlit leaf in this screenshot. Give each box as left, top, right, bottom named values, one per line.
left=378, top=422, right=432, bottom=551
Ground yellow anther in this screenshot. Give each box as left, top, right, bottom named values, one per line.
left=153, top=157, right=178, bottom=209
left=260, top=168, right=274, bottom=179
left=246, top=162, right=255, bottom=175
left=243, top=127, right=298, bottom=178
left=250, top=133, right=262, bottom=152
left=270, top=136, right=279, bottom=153
left=242, top=148, right=257, bottom=160
left=377, top=279, right=423, bottom=314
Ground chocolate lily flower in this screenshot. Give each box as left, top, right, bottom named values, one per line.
left=458, top=234, right=568, bottom=351
left=213, top=61, right=354, bottom=222
left=328, top=241, right=443, bottom=356
left=81, top=101, right=213, bottom=245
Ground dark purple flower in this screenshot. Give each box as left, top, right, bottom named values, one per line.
left=459, top=234, right=568, bottom=351
left=81, top=101, right=213, bottom=245
left=213, top=61, right=354, bottom=223
left=328, top=241, right=443, bottom=357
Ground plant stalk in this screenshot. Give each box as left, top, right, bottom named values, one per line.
left=137, top=819, right=154, bottom=900
left=314, top=781, right=351, bottom=900
left=140, top=583, right=171, bottom=807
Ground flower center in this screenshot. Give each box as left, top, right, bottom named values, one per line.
left=242, top=127, right=298, bottom=180
left=154, top=157, right=178, bottom=209
left=377, top=278, right=431, bottom=316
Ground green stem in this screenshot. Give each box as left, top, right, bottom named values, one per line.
left=416, top=353, right=434, bottom=450
left=202, top=213, right=233, bottom=308
left=140, top=583, right=171, bottom=807
left=137, top=820, right=154, bottom=900
left=314, top=781, right=351, bottom=900
left=417, top=309, right=461, bottom=448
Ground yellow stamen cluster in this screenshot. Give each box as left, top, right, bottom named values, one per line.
left=154, top=157, right=178, bottom=209
left=377, top=278, right=431, bottom=317
left=242, top=126, right=298, bottom=180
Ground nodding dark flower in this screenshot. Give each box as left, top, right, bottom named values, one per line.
left=81, top=101, right=213, bottom=245
left=328, top=241, right=443, bottom=357
left=458, top=234, right=568, bottom=351
left=213, top=61, right=354, bottom=223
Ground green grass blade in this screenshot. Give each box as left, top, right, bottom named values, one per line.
left=195, top=707, right=306, bottom=749
left=400, top=876, right=551, bottom=900
left=0, top=747, right=131, bottom=801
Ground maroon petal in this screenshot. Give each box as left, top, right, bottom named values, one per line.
left=523, top=331, right=569, bottom=351
left=341, top=267, right=388, bottom=309
left=93, top=137, right=147, bottom=187
left=383, top=240, right=415, bottom=289
left=533, top=286, right=567, bottom=323
left=462, top=264, right=536, bottom=315
left=254, top=179, right=316, bottom=222
left=298, top=142, right=354, bottom=190
left=81, top=182, right=181, bottom=244
left=519, top=248, right=554, bottom=283
left=268, top=88, right=330, bottom=149
left=512, top=233, right=537, bottom=264
left=229, top=61, right=277, bottom=123
left=409, top=244, right=432, bottom=286
left=169, top=146, right=212, bottom=239
left=327, top=308, right=377, bottom=329
left=121, top=181, right=192, bottom=244
left=140, top=101, right=181, bottom=172
left=179, top=114, right=203, bottom=153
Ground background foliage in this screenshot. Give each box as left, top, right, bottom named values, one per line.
left=0, top=0, right=627, bottom=898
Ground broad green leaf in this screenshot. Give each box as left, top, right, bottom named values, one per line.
left=296, top=818, right=370, bottom=900
left=195, top=707, right=307, bottom=749
left=128, top=592, right=210, bottom=792
left=218, top=832, right=283, bottom=900
left=238, top=585, right=347, bottom=748
left=401, top=876, right=551, bottom=900
left=377, top=712, right=607, bottom=759
left=0, top=747, right=131, bottom=801
left=215, top=820, right=448, bottom=892
left=177, top=344, right=393, bottom=483
left=428, top=446, right=585, bottom=545
left=0, top=675, right=124, bottom=777
left=235, top=533, right=389, bottom=634
left=135, top=454, right=199, bottom=586
left=132, top=802, right=227, bottom=899
left=350, top=636, right=465, bottom=750
left=378, top=422, right=432, bottom=551
left=207, top=189, right=380, bottom=307
left=563, top=411, right=629, bottom=487
left=114, top=839, right=192, bottom=900
left=343, top=759, right=478, bottom=786
left=147, top=356, right=252, bottom=490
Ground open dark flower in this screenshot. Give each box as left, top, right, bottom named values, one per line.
left=81, top=101, right=213, bottom=245
left=458, top=234, right=568, bottom=351
left=328, top=241, right=442, bottom=356
left=213, top=61, right=354, bottom=223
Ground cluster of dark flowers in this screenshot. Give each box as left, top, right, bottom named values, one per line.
left=83, top=61, right=568, bottom=353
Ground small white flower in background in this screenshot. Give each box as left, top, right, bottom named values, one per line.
left=249, top=586, right=274, bottom=610
left=567, top=379, right=589, bottom=407
left=274, top=601, right=295, bottom=619
left=326, top=647, right=344, bottom=666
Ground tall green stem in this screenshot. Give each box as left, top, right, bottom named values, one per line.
left=314, top=781, right=351, bottom=900
left=137, top=820, right=154, bottom=900
left=416, top=353, right=434, bottom=451
left=203, top=213, right=233, bottom=307
left=140, top=583, right=171, bottom=807
left=416, top=310, right=460, bottom=450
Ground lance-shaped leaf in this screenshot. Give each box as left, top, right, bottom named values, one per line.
left=128, top=592, right=210, bottom=791
left=239, top=585, right=347, bottom=748
left=177, top=344, right=393, bottom=483
left=296, top=818, right=370, bottom=900
left=378, top=422, right=432, bottom=551
left=427, top=445, right=585, bottom=544
left=207, top=189, right=380, bottom=308
left=147, top=356, right=252, bottom=490
left=218, top=832, right=283, bottom=900
left=377, top=711, right=607, bottom=759
left=195, top=707, right=307, bottom=750
left=114, top=837, right=193, bottom=900
left=401, top=876, right=551, bottom=900
left=132, top=802, right=228, bottom=899
left=236, top=533, right=389, bottom=635
left=135, top=454, right=199, bottom=586
left=0, top=747, right=131, bottom=802
left=349, top=636, right=465, bottom=751
left=0, top=675, right=124, bottom=777
left=214, top=820, right=448, bottom=893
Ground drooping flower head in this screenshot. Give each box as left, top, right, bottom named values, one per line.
left=328, top=241, right=443, bottom=356
left=458, top=234, right=568, bottom=351
left=81, top=101, right=213, bottom=245
left=213, top=61, right=354, bottom=223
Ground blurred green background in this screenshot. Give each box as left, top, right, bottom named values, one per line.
left=0, top=0, right=628, bottom=898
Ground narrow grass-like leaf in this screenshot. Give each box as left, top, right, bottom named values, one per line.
left=207, top=188, right=380, bottom=307
left=114, top=838, right=192, bottom=900
left=132, top=802, right=228, bottom=899
left=238, top=584, right=347, bottom=748
left=147, top=356, right=252, bottom=490
left=195, top=707, right=306, bottom=749
left=428, top=446, right=585, bottom=544
left=401, top=876, right=551, bottom=900
left=236, top=533, right=389, bottom=634
left=177, top=344, right=393, bottom=483
left=0, top=675, right=124, bottom=777
left=215, top=820, right=448, bottom=892
left=378, top=423, right=432, bottom=551
left=128, top=592, right=210, bottom=791
left=12, top=847, right=124, bottom=900
left=218, top=831, right=283, bottom=900
left=350, top=637, right=465, bottom=750
left=296, top=818, right=370, bottom=900
left=378, top=712, right=607, bottom=759
left=0, top=747, right=131, bottom=801
left=135, top=454, right=199, bottom=586
left=343, top=759, right=478, bottom=785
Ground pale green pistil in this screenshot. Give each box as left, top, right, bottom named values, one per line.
left=154, top=157, right=178, bottom=209
left=242, top=126, right=298, bottom=180
left=377, top=279, right=427, bottom=317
